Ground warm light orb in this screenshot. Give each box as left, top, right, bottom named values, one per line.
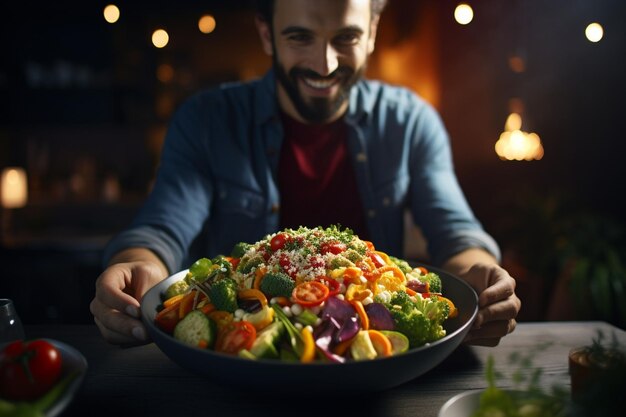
left=198, top=14, right=216, bottom=34
left=454, top=3, right=474, bottom=25
left=585, top=22, right=604, bottom=43
left=152, top=29, right=169, bottom=48
left=157, top=63, right=174, bottom=83
left=1, top=167, right=28, bottom=208
left=103, top=4, right=120, bottom=24
left=495, top=113, right=544, bottom=161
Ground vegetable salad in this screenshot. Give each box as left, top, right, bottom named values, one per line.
left=154, top=226, right=457, bottom=363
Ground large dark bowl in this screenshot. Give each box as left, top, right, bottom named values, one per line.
left=140, top=265, right=478, bottom=392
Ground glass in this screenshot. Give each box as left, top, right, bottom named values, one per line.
left=0, top=298, right=25, bottom=345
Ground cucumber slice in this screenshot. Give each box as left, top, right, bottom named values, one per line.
left=173, top=310, right=215, bottom=348
left=380, top=330, right=410, bottom=354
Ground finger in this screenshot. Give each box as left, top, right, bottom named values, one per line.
left=477, top=295, right=520, bottom=326
left=94, top=316, right=139, bottom=345
left=477, top=274, right=516, bottom=308
left=95, top=268, right=143, bottom=317
left=91, top=299, right=149, bottom=344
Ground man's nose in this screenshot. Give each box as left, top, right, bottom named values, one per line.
left=311, top=42, right=339, bottom=76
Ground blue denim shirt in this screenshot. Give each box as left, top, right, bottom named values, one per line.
left=103, top=70, right=500, bottom=274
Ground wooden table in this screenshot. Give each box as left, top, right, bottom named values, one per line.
left=24, top=321, right=626, bottom=417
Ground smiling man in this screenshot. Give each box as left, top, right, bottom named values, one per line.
left=91, top=0, right=521, bottom=349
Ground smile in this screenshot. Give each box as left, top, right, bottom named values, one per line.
left=301, top=76, right=338, bottom=90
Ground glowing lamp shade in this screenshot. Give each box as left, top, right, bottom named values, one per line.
left=1, top=167, right=28, bottom=208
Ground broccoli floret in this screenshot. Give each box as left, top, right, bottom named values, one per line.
left=209, top=277, right=239, bottom=312
left=386, top=292, right=448, bottom=348
left=260, top=272, right=296, bottom=298
left=420, top=272, right=442, bottom=293
left=237, top=253, right=264, bottom=274
left=211, top=255, right=233, bottom=277
left=164, top=280, right=190, bottom=299
left=343, top=249, right=364, bottom=263
left=230, top=242, right=252, bottom=258
left=389, top=256, right=412, bottom=274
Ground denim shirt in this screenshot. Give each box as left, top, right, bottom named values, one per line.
left=103, top=70, right=500, bottom=274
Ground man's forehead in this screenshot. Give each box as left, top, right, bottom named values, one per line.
left=273, top=0, right=371, bottom=31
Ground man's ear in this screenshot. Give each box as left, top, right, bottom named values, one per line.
left=367, top=15, right=381, bottom=55
left=255, top=15, right=274, bottom=56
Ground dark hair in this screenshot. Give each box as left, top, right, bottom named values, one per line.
left=255, top=0, right=388, bottom=24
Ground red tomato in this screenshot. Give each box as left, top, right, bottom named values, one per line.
left=270, top=233, right=290, bottom=252
left=0, top=339, right=63, bottom=401
left=315, top=276, right=341, bottom=296
left=320, top=241, right=346, bottom=255
left=215, top=321, right=257, bottom=355
left=292, top=281, right=330, bottom=307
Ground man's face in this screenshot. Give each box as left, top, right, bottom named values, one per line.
left=257, top=0, right=378, bottom=124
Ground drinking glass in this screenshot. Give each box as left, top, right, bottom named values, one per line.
left=0, top=298, right=25, bottom=345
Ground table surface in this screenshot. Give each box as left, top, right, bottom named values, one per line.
left=25, top=321, right=626, bottom=417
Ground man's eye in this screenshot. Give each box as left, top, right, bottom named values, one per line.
left=288, top=34, right=313, bottom=43
left=334, top=34, right=360, bottom=46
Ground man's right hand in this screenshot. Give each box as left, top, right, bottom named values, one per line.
left=90, top=249, right=168, bottom=346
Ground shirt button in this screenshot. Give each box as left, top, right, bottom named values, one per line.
left=368, top=209, right=376, bottom=218
left=356, top=153, right=367, bottom=162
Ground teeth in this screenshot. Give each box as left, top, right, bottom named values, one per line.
left=303, top=77, right=335, bottom=89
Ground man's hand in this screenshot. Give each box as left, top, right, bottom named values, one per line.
left=442, top=249, right=521, bottom=347
left=459, top=263, right=521, bottom=346
left=90, top=249, right=168, bottom=346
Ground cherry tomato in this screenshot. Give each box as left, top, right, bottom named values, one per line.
left=292, top=281, right=330, bottom=307
left=215, top=321, right=257, bottom=355
left=320, top=241, right=346, bottom=255
left=270, top=233, right=290, bottom=252
left=0, top=339, right=63, bottom=401
left=315, top=276, right=341, bottom=296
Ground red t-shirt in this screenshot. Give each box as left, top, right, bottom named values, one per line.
left=278, top=113, right=369, bottom=240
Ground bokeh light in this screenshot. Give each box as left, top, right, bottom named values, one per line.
left=454, top=3, right=474, bottom=25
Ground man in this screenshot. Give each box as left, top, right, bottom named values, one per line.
left=90, top=0, right=520, bottom=348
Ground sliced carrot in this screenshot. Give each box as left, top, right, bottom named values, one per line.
left=178, top=291, right=197, bottom=319
left=368, top=330, right=392, bottom=357
left=405, top=287, right=417, bottom=296
left=349, top=299, right=369, bottom=331
left=300, top=327, right=316, bottom=363
left=253, top=266, right=267, bottom=290
left=162, top=293, right=184, bottom=309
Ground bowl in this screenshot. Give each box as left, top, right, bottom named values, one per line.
left=438, top=390, right=483, bottom=417
left=140, top=264, right=478, bottom=392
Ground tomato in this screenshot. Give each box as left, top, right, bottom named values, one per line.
left=315, top=276, right=341, bottom=296
left=320, top=241, right=346, bottom=255
left=279, top=254, right=297, bottom=279
left=292, top=281, right=330, bottom=307
left=270, top=232, right=290, bottom=252
left=0, top=339, right=63, bottom=401
left=215, top=321, right=256, bottom=355
left=307, top=254, right=325, bottom=270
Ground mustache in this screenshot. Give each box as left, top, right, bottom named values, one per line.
left=289, top=66, right=354, bottom=80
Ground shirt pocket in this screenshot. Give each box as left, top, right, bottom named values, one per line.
left=214, top=184, right=266, bottom=218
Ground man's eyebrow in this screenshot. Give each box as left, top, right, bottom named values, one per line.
left=281, top=26, right=313, bottom=36
left=280, top=25, right=365, bottom=36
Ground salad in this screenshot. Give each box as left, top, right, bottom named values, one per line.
left=154, top=225, right=457, bottom=363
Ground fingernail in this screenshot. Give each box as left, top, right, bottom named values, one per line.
left=132, top=326, right=147, bottom=341
left=125, top=305, right=139, bottom=318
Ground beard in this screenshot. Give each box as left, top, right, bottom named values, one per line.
left=273, top=53, right=365, bottom=124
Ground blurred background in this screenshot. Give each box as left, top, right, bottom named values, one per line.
left=1, top=0, right=625, bottom=328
